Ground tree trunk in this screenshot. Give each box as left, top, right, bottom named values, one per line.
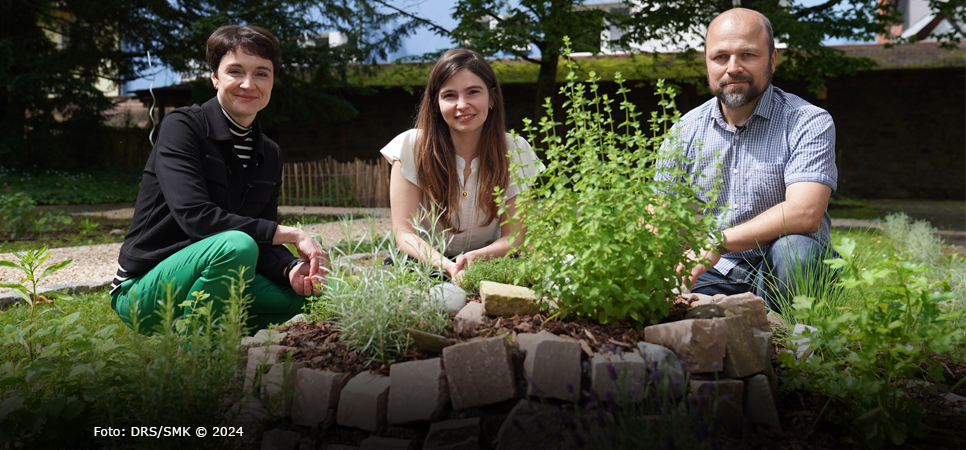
left=533, top=51, right=559, bottom=122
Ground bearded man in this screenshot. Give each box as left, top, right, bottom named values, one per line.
left=659, top=8, right=838, bottom=310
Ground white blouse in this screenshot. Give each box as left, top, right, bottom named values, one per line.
left=380, top=129, right=544, bottom=257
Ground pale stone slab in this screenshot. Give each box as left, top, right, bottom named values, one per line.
left=387, top=358, right=450, bottom=424
left=495, top=400, right=562, bottom=450
left=443, top=336, right=516, bottom=410
left=753, top=329, right=779, bottom=394
left=637, top=342, right=686, bottom=398
left=244, top=345, right=296, bottom=391
left=261, top=362, right=304, bottom=417
left=337, top=372, right=392, bottom=431
left=455, top=302, right=486, bottom=333
left=743, top=374, right=782, bottom=430
left=292, top=368, right=348, bottom=427
left=590, top=351, right=646, bottom=402
left=260, top=428, right=302, bottom=450
left=359, top=436, right=412, bottom=450
left=721, top=314, right=767, bottom=378
left=644, top=319, right=727, bottom=373
left=480, top=281, right=539, bottom=316
left=690, top=379, right=745, bottom=437
left=424, top=418, right=481, bottom=450
left=429, top=282, right=469, bottom=313
left=517, top=331, right=581, bottom=401
left=716, top=293, right=770, bottom=333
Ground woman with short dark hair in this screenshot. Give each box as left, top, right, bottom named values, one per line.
left=111, top=25, right=326, bottom=335
left=380, top=49, right=543, bottom=282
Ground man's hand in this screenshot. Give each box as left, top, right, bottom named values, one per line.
left=679, top=247, right=721, bottom=291
left=288, top=261, right=325, bottom=296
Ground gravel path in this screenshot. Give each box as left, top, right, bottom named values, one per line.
left=0, top=207, right=392, bottom=295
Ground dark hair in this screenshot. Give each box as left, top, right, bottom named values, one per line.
left=415, top=48, right=508, bottom=233
left=206, top=25, right=282, bottom=75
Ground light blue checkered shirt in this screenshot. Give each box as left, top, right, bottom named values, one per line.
left=659, top=85, right=838, bottom=276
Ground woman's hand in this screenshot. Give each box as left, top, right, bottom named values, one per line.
left=288, top=261, right=325, bottom=296
left=275, top=225, right=329, bottom=286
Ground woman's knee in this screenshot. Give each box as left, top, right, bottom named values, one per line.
left=213, top=230, right=259, bottom=263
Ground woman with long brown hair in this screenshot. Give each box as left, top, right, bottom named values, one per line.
left=380, top=48, right=542, bottom=282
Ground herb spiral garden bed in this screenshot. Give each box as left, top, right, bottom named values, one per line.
left=238, top=284, right=966, bottom=450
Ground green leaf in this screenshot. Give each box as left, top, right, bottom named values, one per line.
left=0, top=395, right=25, bottom=421
left=39, top=259, right=72, bottom=280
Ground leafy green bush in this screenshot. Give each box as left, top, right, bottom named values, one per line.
left=455, top=255, right=542, bottom=293
left=779, top=237, right=964, bottom=449
left=0, top=192, right=36, bottom=238
left=503, top=45, right=718, bottom=325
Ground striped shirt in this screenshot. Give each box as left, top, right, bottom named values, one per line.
left=222, top=108, right=254, bottom=169
left=658, top=84, right=838, bottom=276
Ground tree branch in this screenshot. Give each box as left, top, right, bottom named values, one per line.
left=368, top=0, right=451, bottom=35
left=795, top=0, right=845, bottom=18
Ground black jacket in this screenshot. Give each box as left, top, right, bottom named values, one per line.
left=117, top=97, right=295, bottom=287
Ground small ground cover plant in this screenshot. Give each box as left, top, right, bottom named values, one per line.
left=455, top=255, right=542, bottom=293
left=502, top=40, right=719, bottom=325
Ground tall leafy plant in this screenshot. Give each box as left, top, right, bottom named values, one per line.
left=779, top=237, right=964, bottom=449
left=502, top=41, right=719, bottom=325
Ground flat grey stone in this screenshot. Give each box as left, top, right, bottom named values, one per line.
left=443, top=336, right=515, bottom=410
left=590, top=351, right=646, bottom=403
left=644, top=318, right=727, bottom=373
left=637, top=342, right=686, bottom=398
left=244, top=345, right=296, bottom=392
left=743, top=374, right=782, bottom=430
left=337, top=372, right=391, bottom=431
left=261, top=362, right=304, bottom=417
left=721, top=314, right=767, bottom=378
left=517, top=331, right=580, bottom=401
left=424, top=418, right=481, bottom=450
left=292, top=368, right=348, bottom=427
left=387, top=358, right=449, bottom=424
left=406, top=328, right=451, bottom=354
left=429, top=282, right=468, bottom=313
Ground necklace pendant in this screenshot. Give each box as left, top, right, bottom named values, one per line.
left=461, top=190, right=468, bottom=198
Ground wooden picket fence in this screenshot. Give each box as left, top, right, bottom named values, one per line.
left=280, top=157, right=390, bottom=207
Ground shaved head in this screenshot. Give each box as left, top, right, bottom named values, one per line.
left=707, top=8, right=775, bottom=60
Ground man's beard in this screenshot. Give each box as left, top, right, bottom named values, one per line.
left=712, top=71, right=771, bottom=108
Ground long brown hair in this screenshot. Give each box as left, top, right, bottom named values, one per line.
left=414, top=49, right=509, bottom=233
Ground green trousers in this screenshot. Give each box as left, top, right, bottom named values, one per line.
left=111, top=230, right=308, bottom=335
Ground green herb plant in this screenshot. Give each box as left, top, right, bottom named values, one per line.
left=322, top=205, right=452, bottom=365
left=0, top=247, right=73, bottom=361
left=502, top=38, right=719, bottom=325
left=0, top=192, right=36, bottom=239
left=455, top=255, right=541, bottom=294
left=778, top=237, right=964, bottom=449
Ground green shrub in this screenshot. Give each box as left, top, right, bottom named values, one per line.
left=0, top=167, right=141, bottom=205
left=503, top=41, right=719, bottom=325
left=0, top=192, right=36, bottom=238
left=779, top=237, right=964, bottom=449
